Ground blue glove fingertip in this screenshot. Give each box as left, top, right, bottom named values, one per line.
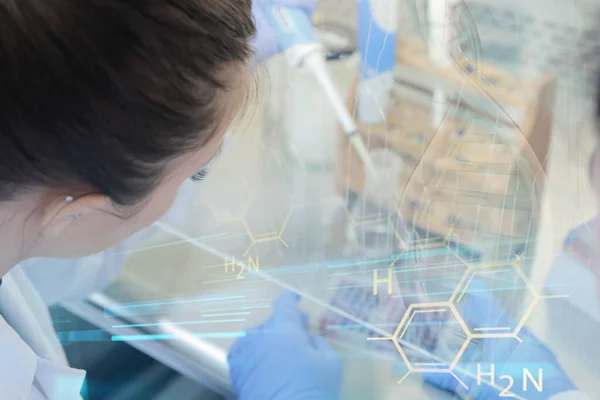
left=276, top=0, right=318, bottom=16
left=268, top=291, right=311, bottom=333
left=274, top=290, right=301, bottom=312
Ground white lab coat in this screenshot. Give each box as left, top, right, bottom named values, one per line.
left=0, top=264, right=85, bottom=399
left=0, top=226, right=155, bottom=399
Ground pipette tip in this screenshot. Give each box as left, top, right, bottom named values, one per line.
left=349, top=133, right=377, bottom=178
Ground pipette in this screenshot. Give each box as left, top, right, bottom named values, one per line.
left=260, top=4, right=377, bottom=175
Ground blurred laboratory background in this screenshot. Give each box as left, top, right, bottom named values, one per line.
left=45, top=0, right=600, bottom=398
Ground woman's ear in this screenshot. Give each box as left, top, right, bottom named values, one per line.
left=41, top=194, right=112, bottom=236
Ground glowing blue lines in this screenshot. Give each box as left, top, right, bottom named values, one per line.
left=327, top=274, right=466, bottom=290
left=326, top=319, right=458, bottom=330
left=109, top=295, right=244, bottom=310
left=57, top=330, right=107, bottom=343
left=111, top=331, right=246, bottom=342
left=112, top=318, right=246, bottom=329
left=104, top=294, right=246, bottom=318
left=200, top=304, right=270, bottom=313
left=327, top=255, right=396, bottom=270
left=203, top=312, right=251, bottom=317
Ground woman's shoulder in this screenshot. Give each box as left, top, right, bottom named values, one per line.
left=0, top=268, right=86, bottom=398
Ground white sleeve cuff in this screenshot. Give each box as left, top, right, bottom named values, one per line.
left=551, top=390, right=593, bottom=400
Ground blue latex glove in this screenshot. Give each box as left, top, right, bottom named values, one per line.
left=424, top=278, right=576, bottom=399
left=250, top=0, right=318, bottom=67
left=228, top=291, right=343, bottom=400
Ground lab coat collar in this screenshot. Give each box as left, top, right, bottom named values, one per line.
left=0, top=313, right=38, bottom=399
left=0, top=267, right=86, bottom=399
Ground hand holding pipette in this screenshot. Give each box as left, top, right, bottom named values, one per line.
left=251, top=0, right=318, bottom=66
left=259, top=1, right=377, bottom=175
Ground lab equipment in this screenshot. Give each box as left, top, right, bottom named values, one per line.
left=424, top=278, right=579, bottom=399
left=260, top=1, right=376, bottom=174
left=337, top=24, right=555, bottom=266
left=320, top=246, right=483, bottom=367
left=427, top=0, right=458, bottom=128
left=228, top=291, right=342, bottom=400
left=319, top=279, right=405, bottom=354
left=356, top=0, right=398, bottom=124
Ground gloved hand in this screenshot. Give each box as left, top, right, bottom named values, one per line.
left=228, top=291, right=343, bottom=400
left=425, top=278, right=576, bottom=399
left=250, top=0, right=318, bottom=67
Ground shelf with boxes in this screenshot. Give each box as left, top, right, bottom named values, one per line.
left=336, top=35, right=556, bottom=264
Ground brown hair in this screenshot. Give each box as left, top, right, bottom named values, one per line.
left=0, top=0, right=255, bottom=205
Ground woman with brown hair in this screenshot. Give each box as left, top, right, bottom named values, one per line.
left=0, top=0, right=345, bottom=398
